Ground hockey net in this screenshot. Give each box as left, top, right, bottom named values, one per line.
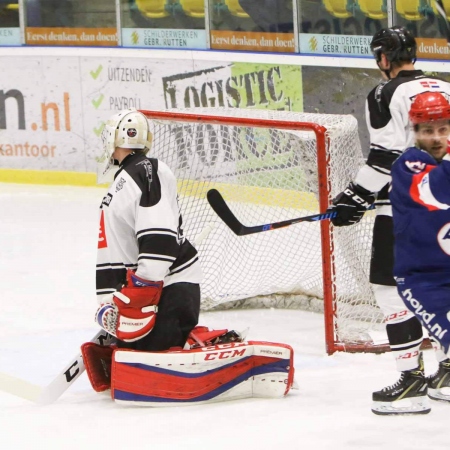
left=140, top=108, right=386, bottom=354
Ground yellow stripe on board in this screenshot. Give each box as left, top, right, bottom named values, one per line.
left=0, top=169, right=101, bottom=187
left=179, top=179, right=318, bottom=210
left=0, top=168, right=318, bottom=210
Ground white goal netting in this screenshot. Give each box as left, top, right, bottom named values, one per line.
left=141, top=108, right=385, bottom=353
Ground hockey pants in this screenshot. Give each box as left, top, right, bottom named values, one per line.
left=397, top=274, right=450, bottom=355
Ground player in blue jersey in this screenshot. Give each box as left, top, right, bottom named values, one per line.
left=329, top=26, right=450, bottom=415
left=391, top=92, right=450, bottom=406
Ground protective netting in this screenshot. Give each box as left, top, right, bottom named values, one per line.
left=142, top=108, right=384, bottom=350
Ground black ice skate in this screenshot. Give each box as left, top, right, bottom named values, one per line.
left=371, top=359, right=430, bottom=415
left=428, top=359, right=450, bottom=402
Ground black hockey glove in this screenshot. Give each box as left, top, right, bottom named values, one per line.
left=329, top=183, right=375, bottom=227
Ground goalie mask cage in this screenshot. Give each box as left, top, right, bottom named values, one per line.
left=139, top=108, right=387, bottom=355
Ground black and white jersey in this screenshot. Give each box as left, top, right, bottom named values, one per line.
left=96, top=153, right=202, bottom=303
left=354, top=70, right=450, bottom=215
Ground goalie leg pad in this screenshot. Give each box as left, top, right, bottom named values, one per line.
left=111, top=341, right=295, bottom=406
left=81, top=342, right=114, bottom=392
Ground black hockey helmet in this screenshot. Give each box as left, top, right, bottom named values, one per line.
left=370, top=26, right=417, bottom=64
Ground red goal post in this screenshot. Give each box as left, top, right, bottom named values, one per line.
left=139, top=108, right=387, bottom=355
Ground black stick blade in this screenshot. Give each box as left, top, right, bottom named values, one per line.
left=207, top=189, right=246, bottom=235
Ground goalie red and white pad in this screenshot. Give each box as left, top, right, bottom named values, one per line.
left=82, top=326, right=246, bottom=393
left=110, top=341, right=294, bottom=406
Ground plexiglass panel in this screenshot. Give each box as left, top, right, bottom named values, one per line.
left=209, top=0, right=296, bottom=52
left=298, top=0, right=388, bottom=56
left=120, top=0, right=207, bottom=49
left=394, top=0, right=450, bottom=60
left=24, top=0, right=118, bottom=46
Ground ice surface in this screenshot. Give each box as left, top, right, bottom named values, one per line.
left=1, top=183, right=448, bottom=450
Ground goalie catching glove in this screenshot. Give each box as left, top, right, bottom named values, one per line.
left=329, top=182, right=375, bottom=227
left=95, top=270, right=163, bottom=342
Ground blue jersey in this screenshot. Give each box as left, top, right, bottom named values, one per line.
left=390, top=148, right=450, bottom=278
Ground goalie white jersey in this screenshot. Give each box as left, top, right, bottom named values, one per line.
left=96, top=153, right=202, bottom=302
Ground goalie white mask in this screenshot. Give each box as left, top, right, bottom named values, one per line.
left=97, top=109, right=153, bottom=184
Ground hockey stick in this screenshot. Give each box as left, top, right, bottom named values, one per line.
left=0, top=330, right=112, bottom=404
left=435, top=0, right=450, bottom=45
left=207, top=188, right=340, bottom=236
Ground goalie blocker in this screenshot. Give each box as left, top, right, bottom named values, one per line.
left=82, top=330, right=295, bottom=406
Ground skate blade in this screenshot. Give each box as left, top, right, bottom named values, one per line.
left=371, top=396, right=431, bottom=415
left=428, top=387, right=450, bottom=403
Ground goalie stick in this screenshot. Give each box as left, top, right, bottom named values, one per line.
left=207, top=188, right=374, bottom=236
left=0, top=330, right=112, bottom=404
left=435, top=0, right=450, bottom=45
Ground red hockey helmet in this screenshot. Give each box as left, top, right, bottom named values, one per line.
left=409, top=92, right=450, bottom=125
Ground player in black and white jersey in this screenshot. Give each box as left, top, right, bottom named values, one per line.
left=94, top=109, right=202, bottom=351
left=329, top=26, right=450, bottom=414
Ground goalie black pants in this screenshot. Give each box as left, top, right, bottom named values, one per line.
left=116, top=282, right=201, bottom=352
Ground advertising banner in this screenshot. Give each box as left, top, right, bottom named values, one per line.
left=0, top=55, right=302, bottom=173
left=25, top=28, right=118, bottom=46
left=0, top=28, right=20, bottom=45
left=163, top=61, right=302, bottom=111
left=211, top=31, right=295, bottom=52
left=0, top=56, right=84, bottom=171
left=122, top=28, right=207, bottom=49
left=416, top=38, right=450, bottom=60
left=299, top=34, right=372, bottom=56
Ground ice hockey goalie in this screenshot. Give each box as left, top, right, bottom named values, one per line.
left=81, top=326, right=295, bottom=406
